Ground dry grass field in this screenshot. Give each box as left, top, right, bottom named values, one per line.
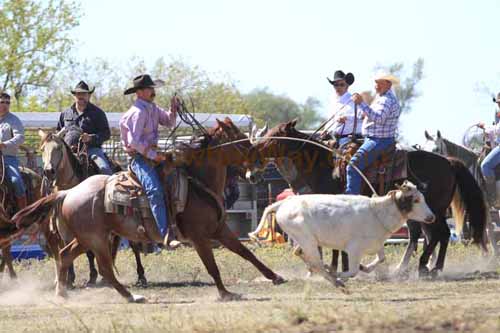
left=1, top=243, right=499, bottom=333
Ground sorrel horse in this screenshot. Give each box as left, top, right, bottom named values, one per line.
left=38, top=129, right=148, bottom=287
left=9, top=119, right=284, bottom=302
left=245, top=120, right=488, bottom=277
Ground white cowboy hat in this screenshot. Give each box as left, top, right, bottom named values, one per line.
left=373, top=71, right=400, bottom=85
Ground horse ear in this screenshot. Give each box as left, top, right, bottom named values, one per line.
left=437, top=130, right=442, bottom=139
left=38, top=129, right=48, bottom=141
left=250, top=124, right=258, bottom=145
left=256, top=122, right=268, bottom=138
left=55, top=127, right=67, bottom=138
left=291, top=118, right=298, bottom=128
left=424, top=130, right=433, bottom=140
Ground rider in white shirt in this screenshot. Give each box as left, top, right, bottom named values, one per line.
left=326, top=70, right=363, bottom=147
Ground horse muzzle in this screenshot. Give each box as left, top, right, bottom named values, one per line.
left=424, top=214, right=435, bottom=224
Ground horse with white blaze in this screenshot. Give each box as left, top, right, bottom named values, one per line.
left=249, top=181, right=435, bottom=286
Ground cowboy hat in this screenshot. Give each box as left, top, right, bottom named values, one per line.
left=71, top=81, right=95, bottom=94
left=327, top=70, right=355, bottom=86
left=124, top=74, right=165, bottom=95
left=373, top=71, right=400, bottom=85
left=493, top=92, right=500, bottom=103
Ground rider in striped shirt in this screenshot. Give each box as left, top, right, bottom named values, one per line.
left=345, top=72, right=401, bottom=195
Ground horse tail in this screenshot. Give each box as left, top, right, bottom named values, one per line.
left=9, top=192, right=67, bottom=243
left=449, top=158, right=488, bottom=252
left=248, top=200, right=286, bottom=241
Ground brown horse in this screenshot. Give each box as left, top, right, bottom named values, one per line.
left=9, top=119, right=284, bottom=302
left=37, top=129, right=148, bottom=287
left=0, top=157, right=43, bottom=280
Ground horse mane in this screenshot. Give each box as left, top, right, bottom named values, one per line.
left=59, top=138, right=86, bottom=180
left=441, top=138, right=478, bottom=166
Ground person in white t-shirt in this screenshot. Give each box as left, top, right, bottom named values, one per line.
left=325, top=70, right=363, bottom=147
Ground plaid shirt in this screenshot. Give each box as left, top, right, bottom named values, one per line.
left=360, top=89, right=400, bottom=138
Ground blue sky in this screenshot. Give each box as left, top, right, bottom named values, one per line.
left=76, top=0, right=500, bottom=145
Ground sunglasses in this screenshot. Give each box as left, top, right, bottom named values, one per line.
left=333, top=82, right=347, bottom=88
left=0, top=100, right=10, bottom=105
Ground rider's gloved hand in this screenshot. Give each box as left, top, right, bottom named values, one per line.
left=477, top=122, right=485, bottom=129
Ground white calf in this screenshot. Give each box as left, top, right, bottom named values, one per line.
left=249, top=181, right=435, bottom=286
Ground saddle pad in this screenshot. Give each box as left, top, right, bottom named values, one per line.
left=365, top=149, right=408, bottom=184
left=104, top=172, right=150, bottom=215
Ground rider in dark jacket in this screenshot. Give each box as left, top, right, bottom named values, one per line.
left=57, top=81, right=113, bottom=175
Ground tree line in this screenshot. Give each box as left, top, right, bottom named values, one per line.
left=0, top=0, right=424, bottom=130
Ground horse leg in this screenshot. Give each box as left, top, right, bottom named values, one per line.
left=2, top=246, right=17, bottom=279
left=93, top=246, right=144, bottom=303
left=429, top=221, right=451, bottom=277
left=57, top=239, right=86, bottom=298
left=85, top=251, right=98, bottom=286
left=330, top=249, right=340, bottom=273
left=216, top=225, right=285, bottom=285
left=129, top=241, right=147, bottom=287
left=341, top=251, right=349, bottom=272
left=418, top=232, right=440, bottom=278
left=191, top=236, right=239, bottom=301
left=67, top=264, right=76, bottom=288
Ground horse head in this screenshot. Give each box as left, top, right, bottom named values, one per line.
left=38, top=129, right=79, bottom=187
left=423, top=130, right=447, bottom=155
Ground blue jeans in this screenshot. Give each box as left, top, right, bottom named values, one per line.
left=130, top=155, right=168, bottom=237
left=4, top=156, right=26, bottom=198
left=345, top=137, right=395, bottom=195
left=337, top=137, right=351, bottom=148
left=88, top=147, right=113, bottom=175
left=481, top=146, right=500, bottom=179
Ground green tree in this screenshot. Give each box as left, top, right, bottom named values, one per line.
left=368, top=58, right=425, bottom=113
left=0, top=0, right=81, bottom=108
left=244, top=88, right=322, bottom=129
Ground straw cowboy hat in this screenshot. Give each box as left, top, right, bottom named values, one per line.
left=373, top=71, right=400, bottom=85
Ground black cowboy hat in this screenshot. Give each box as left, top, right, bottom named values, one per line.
left=71, top=81, right=95, bottom=95
left=327, top=70, right=355, bottom=86
left=493, top=92, right=500, bottom=103
left=124, top=74, right=165, bottom=95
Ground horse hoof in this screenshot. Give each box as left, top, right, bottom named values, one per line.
left=128, top=294, right=147, bottom=303
left=394, top=269, right=410, bottom=280
left=418, top=267, right=431, bottom=279
left=135, top=278, right=148, bottom=288
left=219, top=291, right=242, bottom=302
left=335, top=279, right=350, bottom=294
left=430, top=268, right=440, bottom=279
left=272, top=275, right=286, bottom=285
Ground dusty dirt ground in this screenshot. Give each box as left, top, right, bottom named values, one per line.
left=0, top=243, right=499, bottom=332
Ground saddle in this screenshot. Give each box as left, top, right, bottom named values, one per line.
left=103, top=167, right=189, bottom=219
left=333, top=141, right=408, bottom=195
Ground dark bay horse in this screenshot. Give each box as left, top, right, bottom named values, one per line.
left=0, top=161, right=43, bottom=280
left=38, top=129, right=147, bottom=287
left=246, top=120, right=488, bottom=277
left=9, top=120, right=284, bottom=302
